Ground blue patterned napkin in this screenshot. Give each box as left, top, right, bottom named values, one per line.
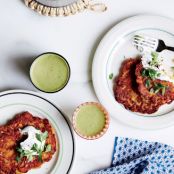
left=90, top=137, right=174, bottom=174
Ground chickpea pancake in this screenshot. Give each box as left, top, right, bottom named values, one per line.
left=114, top=58, right=163, bottom=114
left=0, top=112, right=57, bottom=174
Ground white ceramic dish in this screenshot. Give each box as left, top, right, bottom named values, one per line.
left=92, top=15, right=174, bottom=129
left=0, top=90, right=74, bottom=174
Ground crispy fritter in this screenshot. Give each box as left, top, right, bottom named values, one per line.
left=135, top=62, right=174, bottom=104
left=0, top=112, right=57, bottom=174
left=0, top=158, right=17, bottom=174
left=0, top=126, right=21, bottom=174
left=0, top=134, right=18, bottom=174
left=114, top=58, right=164, bottom=114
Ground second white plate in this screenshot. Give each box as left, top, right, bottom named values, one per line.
left=0, top=90, right=74, bottom=174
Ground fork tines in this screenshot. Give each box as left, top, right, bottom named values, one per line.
left=133, top=34, right=158, bottom=51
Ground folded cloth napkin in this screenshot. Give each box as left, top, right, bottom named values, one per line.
left=90, top=137, right=174, bottom=174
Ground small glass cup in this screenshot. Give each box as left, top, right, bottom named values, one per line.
left=30, top=52, right=70, bottom=93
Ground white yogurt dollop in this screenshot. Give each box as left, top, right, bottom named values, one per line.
left=142, top=51, right=174, bottom=83
left=20, top=126, right=43, bottom=151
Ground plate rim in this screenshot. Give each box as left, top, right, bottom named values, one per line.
left=0, top=89, right=75, bottom=174
left=92, top=14, right=174, bottom=130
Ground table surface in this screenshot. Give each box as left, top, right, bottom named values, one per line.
left=1, top=0, right=174, bottom=173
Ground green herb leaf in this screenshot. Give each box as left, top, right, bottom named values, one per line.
left=42, top=131, right=48, bottom=141
left=152, top=83, right=167, bottom=95
left=16, top=147, right=25, bottom=162
left=31, top=143, right=39, bottom=152
left=36, top=133, right=42, bottom=142
left=23, top=150, right=34, bottom=156
left=145, top=79, right=151, bottom=88
left=142, top=69, right=147, bottom=77
left=148, top=69, right=157, bottom=79
left=16, top=156, right=21, bottom=162
left=38, top=151, right=43, bottom=162
left=157, top=83, right=165, bottom=88
left=28, top=154, right=33, bottom=162
left=157, top=73, right=161, bottom=77
left=141, top=68, right=160, bottom=80
left=154, top=88, right=160, bottom=94
left=36, top=131, right=48, bottom=142
left=16, top=147, right=23, bottom=153
left=150, top=52, right=159, bottom=66
left=16, top=131, right=49, bottom=163
left=109, top=73, right=114, bottom=80
left=151, top=51, right=158, bottom=58
left=45, top=144, right=52, bottom=152
left=162, top=87, right=166, bottom=95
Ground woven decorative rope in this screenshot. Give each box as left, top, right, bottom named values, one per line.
left=24, top=0, right=107, bottom=17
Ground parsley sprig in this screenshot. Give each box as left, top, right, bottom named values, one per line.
left=142, top=68, right=160, bottom=80
left=142, top=71, right=167, bottom=95
left=109, top=73, right=114, bottom=80
left=16, top=131, right=52, bottom=162
left=150, top=83, right=167, bottom=95
left=154, top=83, right=167, bottom=95
left=145, top=79, right=151, bottom=88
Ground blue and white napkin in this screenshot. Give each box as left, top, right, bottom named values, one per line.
left=90, top=137, right=174, bottom=174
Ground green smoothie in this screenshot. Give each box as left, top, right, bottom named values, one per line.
left=30, top=53, right=70, bottom=93
left=75, top=104, right=106, bottom=137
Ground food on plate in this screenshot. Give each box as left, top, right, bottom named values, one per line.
left=30, top=52, right=70, bottom=93
left=141, top=52, right=174, bottom=83
left=73, top=102, right=109, bottom=140
left=114, top=48, right=174, bottom=114
left=114, top=58, right=163, bottom=114
left=135, top=62, right=174, bottom=104
left=0, top=112, right=57, bottom=174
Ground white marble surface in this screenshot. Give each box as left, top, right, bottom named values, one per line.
left=1, top=0, right=174, bottom=173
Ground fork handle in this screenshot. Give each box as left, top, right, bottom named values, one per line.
left=165, top=46, right=174, bottom=52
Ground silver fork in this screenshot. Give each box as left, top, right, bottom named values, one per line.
left=133, top=34, right=174, bottom=52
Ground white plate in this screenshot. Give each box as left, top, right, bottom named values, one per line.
left=0, top=90, right=74, bottom=174
left=92, top=15, right=174, bottom=129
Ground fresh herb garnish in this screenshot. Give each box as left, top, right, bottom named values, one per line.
left=38, top=151, right=43, bottom=162
left=109, top=73, right=114, bottom=80
left=150, top=52, right=159, bottom=66
left=16, top=131, right=51, bottom=162
left=145, top=79, right=151, bottom=88
left=162, top=87, right=166, bottom=95
left=36, top=131, right=48, bottom=143
left=151, top=83, right=167, bottom=95
left=31, top=143, right=39, bottom=152
left=154, top=88, right=160, bottom=94
left=16, top=148, right=34, bottom=162
left=45, top=144, right=52, bottom=152
left=16, top=156, right=21, bottom=162
left=31, top=143, right=43, bottom=162
left=141, top=69, right=147, bottom=77
left=16, top=147, right=23, bottom=153
left=142, top=68, right=160, bottom=80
